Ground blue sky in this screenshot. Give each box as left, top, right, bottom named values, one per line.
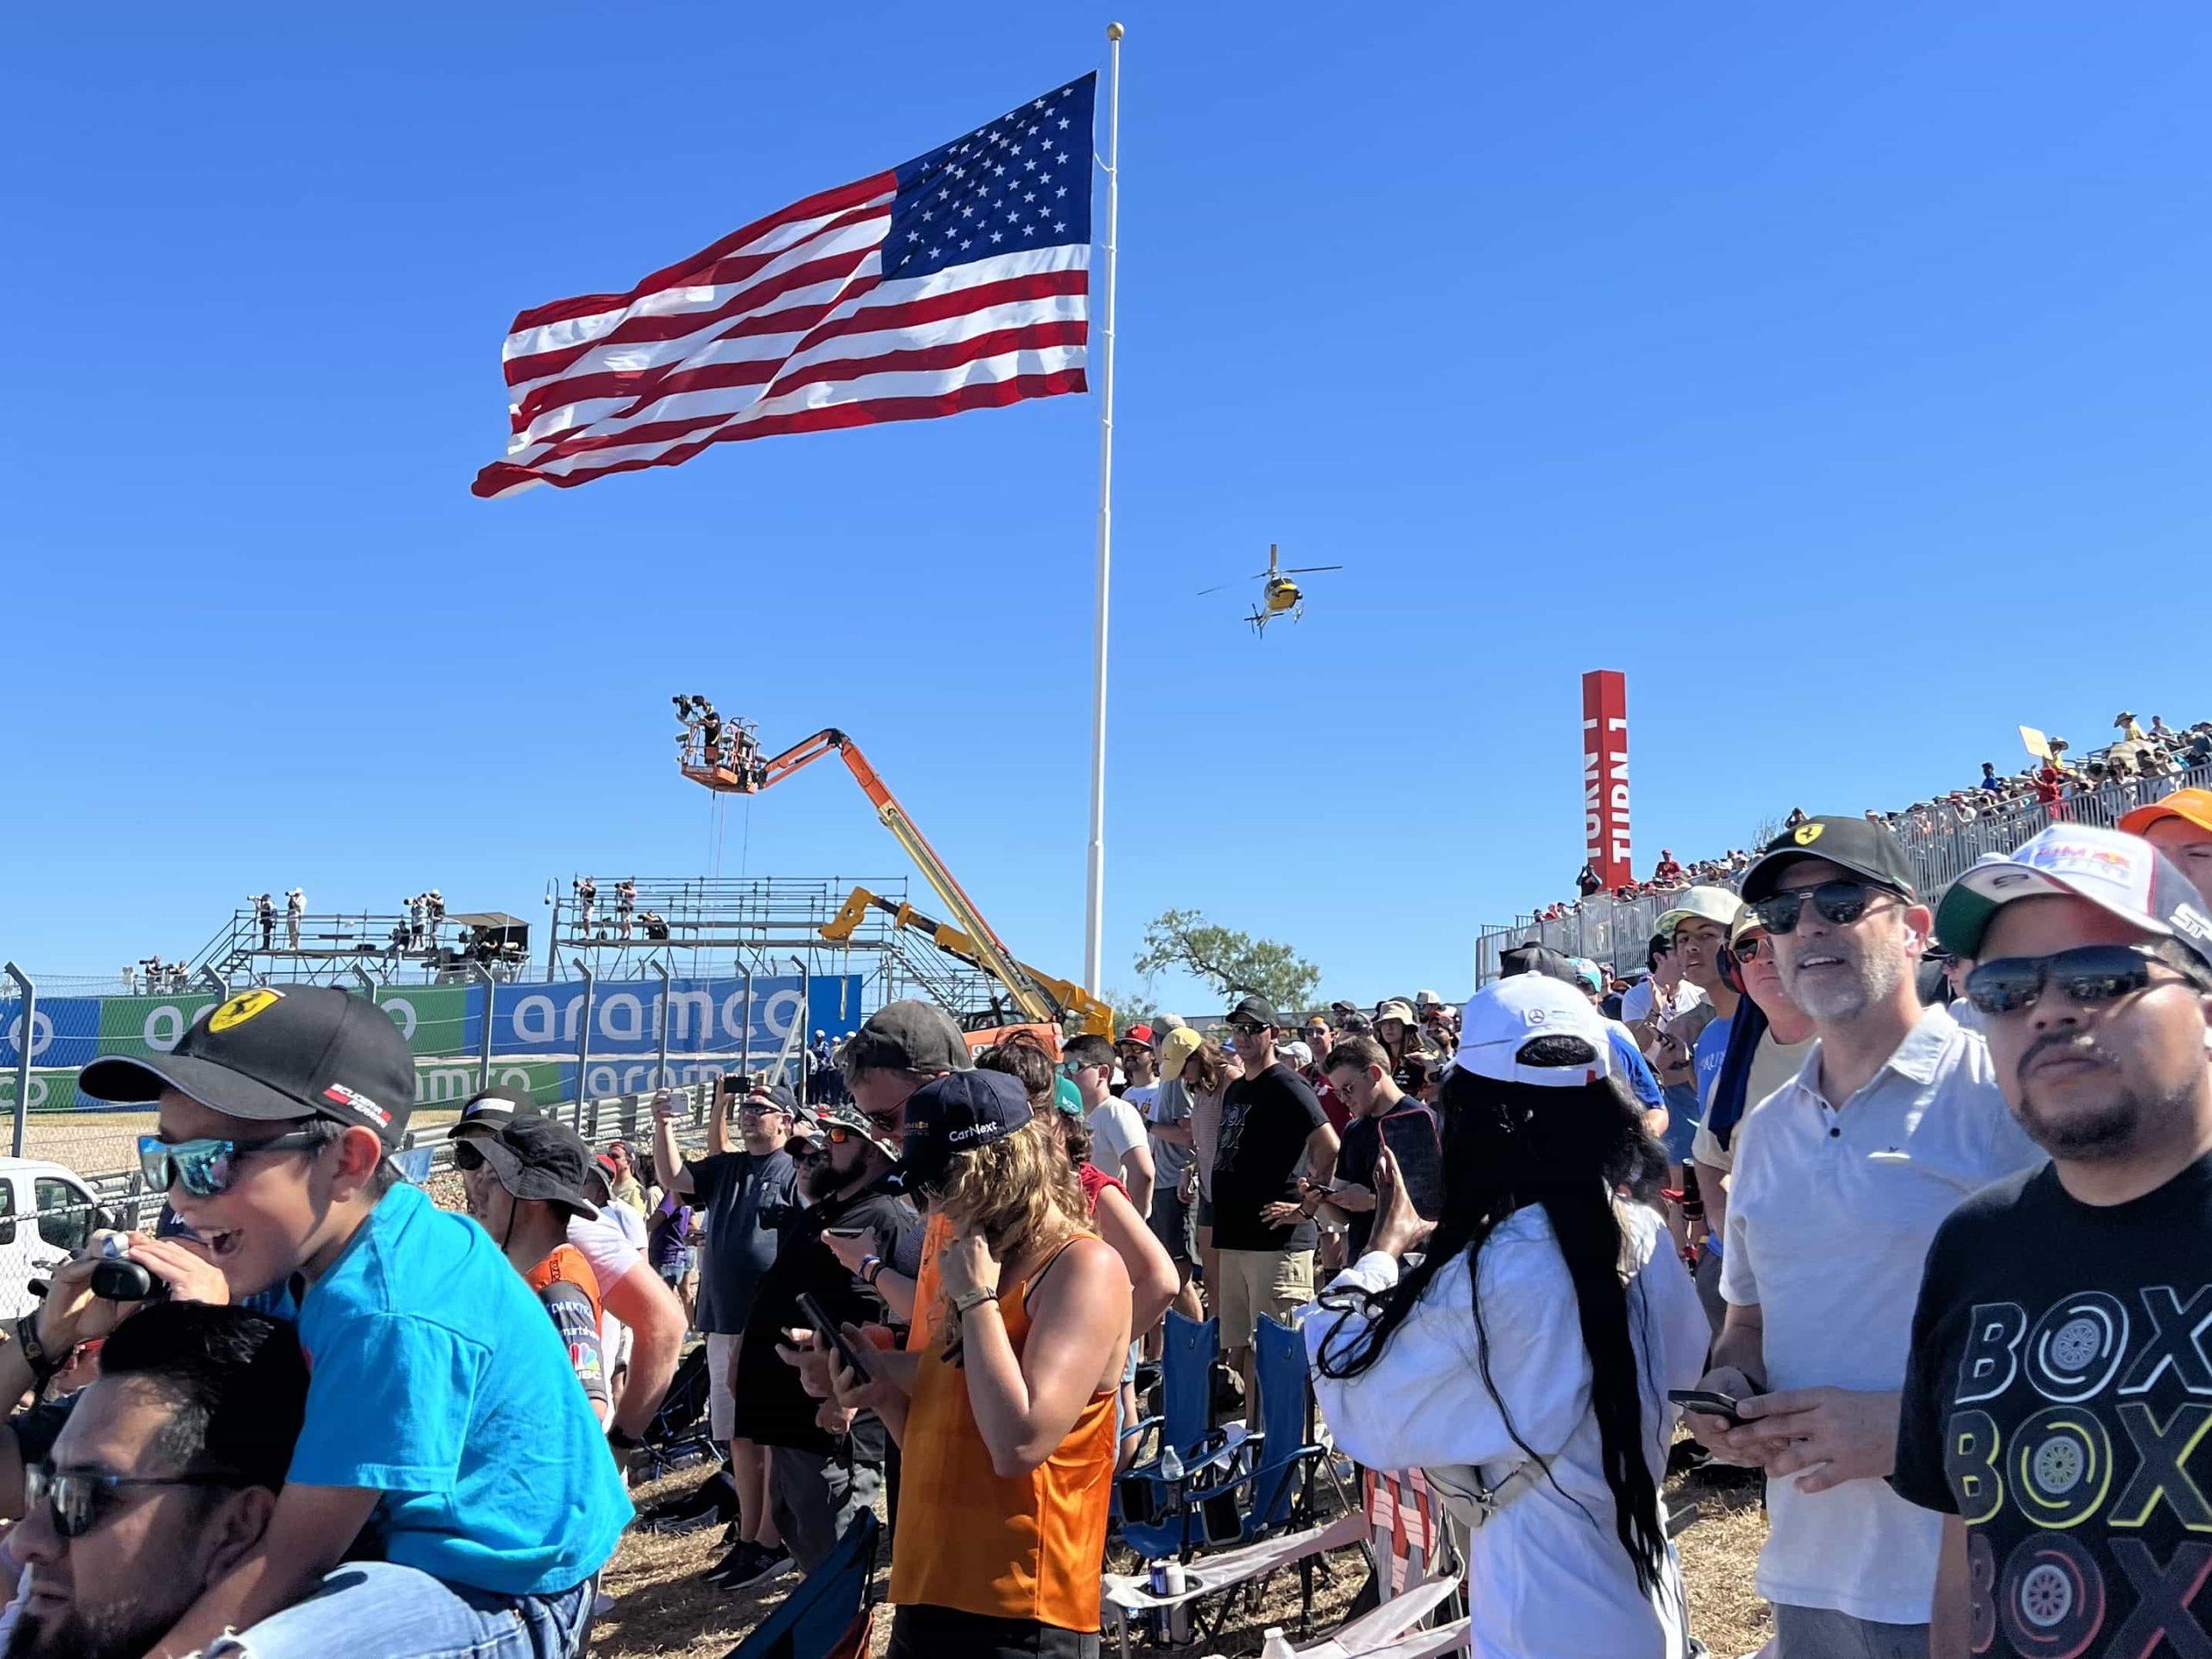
left=5, top=3, right=2209, bottom=1012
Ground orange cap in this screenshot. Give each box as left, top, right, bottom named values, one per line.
left=2119, top=786, right=2212, bottom=838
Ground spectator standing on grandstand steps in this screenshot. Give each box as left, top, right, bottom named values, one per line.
left=1894, top=825, right=2212, bottom=1656
left=3, top=1304, right=312, bottom=1659
left=2120, top=786, right=2212, bottom=904
left=652, top=1078, right=800, bottom=1587
left=455, top=1116, right=613, bottom=1426
left=1651, top=848, right=1686, bottom=887
left=2116, top=710, right=2147, bottom=742
left=1576, top=859, right=1604, bottom=898
left=1308, top=976, right=1709, bottom=1659
left=822, top=1071, right=1130, bottom=1659
left=1979, top=761, right=2001, bottom=793
left=1214, top=994, right=1338, bottom=1404
left=1684, top=817, right=2043, bottom=1658
left=71, top=988, right=626, bottom=1658
left=1065, top=1033, right=1153, bottom=1220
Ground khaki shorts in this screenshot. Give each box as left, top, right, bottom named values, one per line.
left=1215, top=1248, right=1314, bottom=1350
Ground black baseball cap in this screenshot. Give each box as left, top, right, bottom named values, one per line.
left=79, top=986, right=415, bottom=1152
left=1740, top=817, right=1920, bottom=904
left=449, top=1084, right=534, bottom=1139
left=741, top=1079, right=799, bottom=1113
left=850, top=1000, right=974, bottom=1075
left=1497, top=942, right=1581, bottom=987
left=899, top=1070, right=1031, bottom=1195
left=1227, top=993, right=1281, bottom=1029
left=471, top=1116, right=601, bottom=1219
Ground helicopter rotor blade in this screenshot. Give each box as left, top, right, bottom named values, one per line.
left=1276, top=564, right=1344, bottom=575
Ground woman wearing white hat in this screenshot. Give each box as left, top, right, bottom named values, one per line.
left=1307, top=977, right=1710, bottom=1659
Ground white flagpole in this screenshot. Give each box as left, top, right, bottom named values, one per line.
left=1083, top=22, right=1123, bottom=999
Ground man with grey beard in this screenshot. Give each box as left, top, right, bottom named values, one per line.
left=1681, top=817, right=2044, bottom=1659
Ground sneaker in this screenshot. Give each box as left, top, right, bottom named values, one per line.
left=701, top=1540, right=756, bottom=1585
left=724, top=1541, right=794, bottom=1591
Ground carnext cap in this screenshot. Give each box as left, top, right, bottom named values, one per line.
left=1740, top=817, right=1920, bottom=905
left=1655, top=886, right=1745, bottom=938
left=1452, top=977, right=1615, bottom=1090
left=79, top=987, right=415, bottom=1152
left=472, top=1116, right=601, bottom=1220
left=1935, top=823, right=2212, bottom=967
left=449, top=1084, right=535, bottom=1139
left=2119, top=786, right=2212, bottom=840
left=899, top=1070, right=1033, bottom=1192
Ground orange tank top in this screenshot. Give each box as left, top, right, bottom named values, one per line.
left=889, top=1236, right=1120, bottom=1631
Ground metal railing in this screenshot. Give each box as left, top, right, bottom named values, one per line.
left=1476, top=763, right=2212, bottom=979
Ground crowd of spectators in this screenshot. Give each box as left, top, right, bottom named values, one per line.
left=23, top=758, right=2212, bottom=1658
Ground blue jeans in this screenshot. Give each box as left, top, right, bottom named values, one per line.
left=202, top=1563, right=594, bottom=1659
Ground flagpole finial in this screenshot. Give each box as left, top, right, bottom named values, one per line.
left=1106, top=20, right=1124, bottom=39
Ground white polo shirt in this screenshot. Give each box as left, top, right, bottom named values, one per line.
left=1720, top=1004, right=2044, bottom=1624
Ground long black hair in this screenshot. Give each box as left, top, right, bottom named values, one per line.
left=1315, top=1035, right=1670, bottom=1593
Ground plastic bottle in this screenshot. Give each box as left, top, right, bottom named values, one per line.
left=1159, top=1443, right=1185, bottom=1482
left=1261, top=1626, right=1297, bottom=1658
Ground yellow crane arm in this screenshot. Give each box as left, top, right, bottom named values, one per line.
left=823, top=887, right=1115, bottom=1037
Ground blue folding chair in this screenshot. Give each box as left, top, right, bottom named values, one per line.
left=721, top=1509, right=878, bottom=1659
left=1116, top=1311, right=1254, bottom=1560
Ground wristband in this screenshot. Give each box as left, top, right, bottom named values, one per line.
left=950, top=1287, right=1000, bottom=1319
left=14, top=1313, right=57, bottom=1385
left=860, top=1255, right=883, bottom=1286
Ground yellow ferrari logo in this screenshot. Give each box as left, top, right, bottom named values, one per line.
left=209, top=989, right=283, bottom=1033
left=1793, top=823, right=1825, bottom=846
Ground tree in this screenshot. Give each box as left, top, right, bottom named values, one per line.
left=1134, top=909, right=1321, bottom=1013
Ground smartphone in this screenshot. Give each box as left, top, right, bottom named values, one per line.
left=1667, top=1389, right=1744, bottom=1426
left=1377, top=1110, right=1445, bottom=1221
left=795, top=1291, right=872, bottom=1384
left=820, top=1226, right=870, bottom=1241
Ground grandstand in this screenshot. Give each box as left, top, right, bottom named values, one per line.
left=1478, top=733, right=2212, bottom=982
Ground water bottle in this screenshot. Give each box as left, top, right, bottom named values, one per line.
left=1159, top=1443, right=1185, bottom=1482
left=1261, top=1627, right=1296, bottom=1658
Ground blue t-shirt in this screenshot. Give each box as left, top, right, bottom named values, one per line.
left=1693, top=1014, right=1734, bottom=1113
left=289, top=1183, right=632, bottom=1596
left=1604, top=1022, right=1662, bottom=1113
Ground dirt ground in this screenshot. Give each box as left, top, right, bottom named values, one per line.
left=589, top=1453, right=1773, bottom=1659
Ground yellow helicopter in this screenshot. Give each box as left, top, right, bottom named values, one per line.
left=1198, top=543, right=1344, bottom=635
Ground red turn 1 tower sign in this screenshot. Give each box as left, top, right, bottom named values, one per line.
left=1581, top=671, right=1631, bottom=888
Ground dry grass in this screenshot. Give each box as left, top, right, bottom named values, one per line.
left=588, top=1454, right=1774, bottom=1659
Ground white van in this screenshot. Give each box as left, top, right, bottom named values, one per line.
left=0, top=1160, right=105, bottom=1321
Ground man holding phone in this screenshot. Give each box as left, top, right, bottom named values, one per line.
left=1320, top=1034, right=1437, bottom=1259
left=652, top=1077, right=800, bottom=1590
left=734, top=1103, right=916, bottom=1574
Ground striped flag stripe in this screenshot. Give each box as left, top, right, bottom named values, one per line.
left=477, top=359, right=1085, bottom=497
left=512, top=276, right=1087, bottom=454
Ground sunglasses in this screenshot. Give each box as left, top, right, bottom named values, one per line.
left=26, top=1462, right=240, bottom=1541
left=1753, top=880, right=1904, bottom=936
left=1228, top=1023, right=1266, bottom=1037
left=738, top=1103, right=787, bottom=1118
left=1734, top=935, right=1765, bottom=961
left=137, top=1130, right=326, bottom=1198
left=1965, top=944, right=2191, bottom=1016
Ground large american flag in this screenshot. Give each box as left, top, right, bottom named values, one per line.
left=472, top=74, right=1096, bottom=499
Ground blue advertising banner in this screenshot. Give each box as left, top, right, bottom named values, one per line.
left=3, top=975, right=865, bottom=1095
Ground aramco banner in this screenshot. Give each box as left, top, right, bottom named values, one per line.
left=1581, top=670, right=1631, bottom=888
left=0, top=975, right=863, bottom=1113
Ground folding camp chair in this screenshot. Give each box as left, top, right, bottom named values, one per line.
left=1110, top=1315, right=1352, bottom=1648
left=722, top=1509, right=879, bottom=1659
left=1116, top=1310, right=1255, bottom=1560
left=634, top=1341, right=715, bottom=1481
